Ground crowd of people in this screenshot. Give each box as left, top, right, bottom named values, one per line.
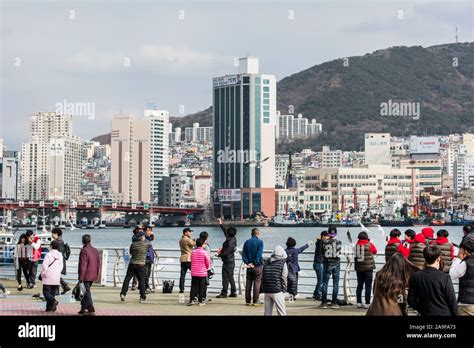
left=1, top=222, right=473, bottom=317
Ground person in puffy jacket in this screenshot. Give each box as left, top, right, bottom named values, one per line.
left=78, top=234, right=100, bottom=315
left=421, top=227, right=435, bottom=244
left=354, top=232, right=377, bottom=308
left=397, top=229, right=416, bottom=259
left=40, top=240, right=63, bottom=312
left=409, top=234, right=427, bottom=270
left=26, top=230, right=42, bottom=288
left=261, top=245, right=288, bottom=316
left=188, top=238, right=210, bottom=306
left=385, top=229, right=401, bottom=261
left=430, top=229, right=454, bottom=273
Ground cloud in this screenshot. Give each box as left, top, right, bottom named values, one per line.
left=64, top=44, right=229, bottom=75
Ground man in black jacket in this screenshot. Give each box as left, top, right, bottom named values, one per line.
left=51, top=228, right=71, bottom=295
left=408, top=246, right=458, bottom=316
left=216, top=218, right=237, bottom=298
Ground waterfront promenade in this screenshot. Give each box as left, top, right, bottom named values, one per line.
left=0, top=280, right=365, bottom=316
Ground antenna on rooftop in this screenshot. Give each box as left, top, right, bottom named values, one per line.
left=455, top=27, right=458, bottom=43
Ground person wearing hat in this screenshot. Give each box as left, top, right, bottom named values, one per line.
left=421, top=227, right=435, bottom=244
left=120, top=231, right=148, bottom=303
left=179, top=227, right=196, bottom=293
left=450, top=233, right=474, bottom=315
left=320, top=226, right=342, bottom=309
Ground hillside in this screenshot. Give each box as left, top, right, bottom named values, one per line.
left=93, top=43, right=474, bottom=151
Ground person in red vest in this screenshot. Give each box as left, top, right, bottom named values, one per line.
left=430, top=229, right=455, bottom=273
left=397, top=229, right=416, bottom=259
left=421, top=227, right=435, bottom=244
left=385, top=229, right=402, bottom=262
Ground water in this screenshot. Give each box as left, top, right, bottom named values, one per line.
left=12, top=225, right=466, bottom=251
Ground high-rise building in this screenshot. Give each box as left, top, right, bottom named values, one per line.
left=321, top=146, right=343, bottom=168
left=213, top=57, right=276, bottom=218
left=276, top=112, right=322, bottom=140
left=48, top=136, right=82, bottom=201
left=454, top=144, right=474, bottom=193
left=0, top=150, right=19, bottom=200
left=364, top=133, right=391, bottom=166
left=145, top=106, right=169, bottom=202
left=19, top=112, right=77, bottom=201
left=110, top=106, right=169, bottom=203
left=184, top=123, right=213, bottom=143
left=0, top=138, right=3, bottom=158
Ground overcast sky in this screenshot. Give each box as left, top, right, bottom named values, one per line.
left=1, top=0, right=472, bottom=150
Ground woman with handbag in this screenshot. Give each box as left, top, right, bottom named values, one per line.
left=39, top=240, right=63, bottom=312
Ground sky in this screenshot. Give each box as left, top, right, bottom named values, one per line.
left=0, top=0, right=473, bottom=150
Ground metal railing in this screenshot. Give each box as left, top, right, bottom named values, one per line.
left=0, top=247, right=458, bottom=301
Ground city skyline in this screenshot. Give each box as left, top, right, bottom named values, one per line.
left=1, top=0, right=473, bottom=149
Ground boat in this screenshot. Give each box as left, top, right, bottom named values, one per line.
left=0, top=227, right=15, bottom=265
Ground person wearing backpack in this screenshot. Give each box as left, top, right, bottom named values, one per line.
left=52, top=228, right=71, bottom=295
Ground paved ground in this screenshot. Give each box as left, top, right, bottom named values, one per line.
left=0, top=280, right=366, bottom=316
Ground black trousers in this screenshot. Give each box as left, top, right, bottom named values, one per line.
left=81, top=281, right=94, bottom=310
left=28, top=261, right=38, bottom=285
left=179, top=262, right=191, bottom=292
left=190, top=276, right=207, bottom=303
left=145, top=263, right=152, bottom=290
left=60, top=278, right=69, bottom=290
left=16, top=259, right=30, bottom=285
left=121, top=264, right=146, bottom=299
left=245, top=265, right=263, bottom=304
left=356, top=270, right=374, bottom=305
left=43, top=285, right=59, bottom=310
left=221, top=260, right=236, bottom=294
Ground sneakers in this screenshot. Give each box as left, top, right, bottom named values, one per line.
left=357, top=303, right=364, bottom=308
left=131, top=285, right=136, bottom=291
left=216, top=293, right=227, bottom=298
left=139, top=297, right=146, bottom=303
left=52, top=300, right=59, bottom=312
left=86, top=307, right=96, bottom=316
left=145, top=289, right=154, bottom=294
left=3, top=290, right=11, bottom=297
left=27, top=284, right=34, bottom=289
left=78, top=308, right=87, bottom=315
left=319, top=302, right=328, bottom=309
left=179, top=290, right=184, bottom=294
left=198, top=302, right=206, bottom=306
left=252, top=301, right=264, bottom=307
left=309, top=295, right=322, bottom=301
left=61, top=286, right=71, bottom=295
left=120, top=294, right=125, bottom=302
left=187, top=300, right=196, bottom=306
left=229, top=293, right=238, bottom=298
left=363, top=303, right=370, bottom=309
left=18, top=284, right=23, bottom=291
left=246, top=303, right=252, bottom=306
left=330, top=303, right=339, bottom=309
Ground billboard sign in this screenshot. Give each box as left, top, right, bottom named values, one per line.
left=409, top=136, right=440, bottom=154
left=213, top=75, right=240, bottom=87
left=218, top=189, right=241, bottom=202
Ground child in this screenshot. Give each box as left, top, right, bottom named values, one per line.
left=430, top=229, right=454, bottom=273
left=285, top=237, right=313, bottom=298
left=188, top=238, right=210, bottom=306
left=397, top=229, right=416, bottom=259
left=354, top=232, right=377, bottom=308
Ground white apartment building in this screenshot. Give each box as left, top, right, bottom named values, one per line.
left=48, top=136, right=82, bottom=201
left=454, top=144, right=474, bottom=193
left=305, top=165, right=419, bottom=210
left=0, top=151, right=18, bottom=200
left=19, top=112, right=76, bottom=201
left=184, top=123, right=213, bottom=143
left=277, top=112, right=322, bottom=140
